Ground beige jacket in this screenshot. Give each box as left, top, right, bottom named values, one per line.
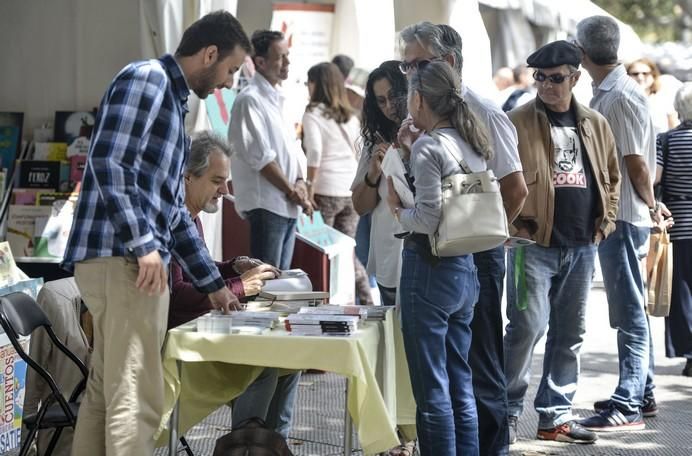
left=508, top=96, right=621, bottom=247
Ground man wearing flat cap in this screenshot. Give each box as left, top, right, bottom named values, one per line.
left=502, top=40, right=621, bottom=444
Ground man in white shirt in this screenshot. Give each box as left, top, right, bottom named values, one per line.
left=575, top=15, right=660, bottom=433
left=399, top=22, right=528, bottom=455
left=229, top=30, right=311, bottom=272
left=227, top=29, right=310, bottom=438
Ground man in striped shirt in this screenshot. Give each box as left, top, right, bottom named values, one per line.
left=575, top=15, right=661, bottom=432
left=62, top=12, right=250, bottom=455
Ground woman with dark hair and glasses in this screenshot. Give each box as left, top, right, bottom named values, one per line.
left=302, top=62, right=372, bottom=305
left=350, top=60, right=409, bottom=308
left=386, top=60, right=491, bottom=455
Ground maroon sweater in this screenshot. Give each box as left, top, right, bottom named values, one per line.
left=167, top=218, right=245, bottom=329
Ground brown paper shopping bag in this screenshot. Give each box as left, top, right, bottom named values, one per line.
left=646, top=229, right=673, bottom=317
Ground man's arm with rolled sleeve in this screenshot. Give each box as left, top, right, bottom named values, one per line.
left=485, top=108, right=528, bottom=223
left=608, top=98, right=656, bottom=208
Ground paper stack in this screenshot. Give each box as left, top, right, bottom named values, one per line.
left=229, top=311, right=281, bottom=330
left=285, top=314, right=360, bottom=336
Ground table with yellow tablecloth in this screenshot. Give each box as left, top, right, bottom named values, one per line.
left=155, top=308, right=416, bottom=455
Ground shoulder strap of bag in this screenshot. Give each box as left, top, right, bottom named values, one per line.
left=432, top=130, right=473, bottom=174
left=337, top=121, right=358, bottom=158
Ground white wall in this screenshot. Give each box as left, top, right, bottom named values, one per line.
left=0, top=0, right=142, bottom=140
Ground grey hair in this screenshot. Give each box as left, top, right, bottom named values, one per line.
left=400, top=22, right=463, bottom=75
left=188, top=131, right=232, bottom=177
left=410, top=61, right=492, bottom=160
left=674, top=82, right=692, bottom=121
left=576, top=16, right=619, bottom=65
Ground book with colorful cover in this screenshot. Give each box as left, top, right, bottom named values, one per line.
left=6, top=205, right=51, bottom=257
left=14, top=160, right=71, bottom=192
left=69, top=154, right=87, bottom=184
left=53, top=111, right=95, bottom=144
left=0, top=113, right=23, bottom=182
left=33, top=142, right=68, bottom=161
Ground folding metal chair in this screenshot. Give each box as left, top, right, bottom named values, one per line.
left=0, top=292, right=88, bottom=456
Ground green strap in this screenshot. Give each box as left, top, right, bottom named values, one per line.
left=514, top=246, right=528, bottom=311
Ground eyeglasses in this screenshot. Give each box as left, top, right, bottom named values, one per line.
left=533, top=70, right=575, bottom=84
left=628, top=71, right=651, bottom=77
left=399, top=58, right=439, bottom=74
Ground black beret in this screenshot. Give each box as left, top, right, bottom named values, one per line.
left=526, top=40, right=582, bottom=69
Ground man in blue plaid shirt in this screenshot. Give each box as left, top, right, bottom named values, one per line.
left=62, top=11, right=251, bottom=455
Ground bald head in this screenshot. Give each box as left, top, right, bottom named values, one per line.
left=493, top=67, right=514, bottom=91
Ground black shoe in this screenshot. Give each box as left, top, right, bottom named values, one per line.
left=683, top=359, right=692, bottom=377
left=508, top=416, right=517, bottom=444
left=642, top=395, right=658, bottom=417
left=594, top=396, right=658, bottom=418
left=537, top=421, right=598, bottom=444
left=580, top=405, right=645, bottom=432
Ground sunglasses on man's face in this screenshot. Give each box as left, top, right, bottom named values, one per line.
left=533, top=71, right=574, bottom=84
left=399, top=58, right=439, bottom=74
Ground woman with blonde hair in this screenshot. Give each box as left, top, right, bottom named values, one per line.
left=302, top=62, right=372, bottom=305
left=627, top=57, right=681, bottom=133
left=386, top=60, right=492, bottom=455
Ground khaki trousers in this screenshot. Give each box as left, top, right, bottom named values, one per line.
left=71, top=257, right=169, bottom=456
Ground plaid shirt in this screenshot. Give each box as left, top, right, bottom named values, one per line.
left=62, top=54, right=224, bottom=294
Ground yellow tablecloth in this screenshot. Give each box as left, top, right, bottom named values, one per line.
left=155, top=309, right=416, bottom=455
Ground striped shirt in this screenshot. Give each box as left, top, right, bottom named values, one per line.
left=590, top=64, right=656, bottom=227
left=62, top=54, right=225, bottom=294
left=657, top=124, right=692, bottom=240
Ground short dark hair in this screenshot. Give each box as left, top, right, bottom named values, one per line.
left=175, top=10, right=251, bottom=59
left=251, top=30, right=284, bottom=59
left=331, top=54, right=354, bottom=79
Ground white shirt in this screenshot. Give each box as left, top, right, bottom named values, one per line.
left=463, top=86, right=522, bottom=179
left=228, top=73, right=304, bottom=219
left=351, top=144, right=405, bottom=288
left=590, top=64, right=656, bottom=227
left=302, top=104, right=360, bottom=197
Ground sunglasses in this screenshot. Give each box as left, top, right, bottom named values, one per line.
left=629, top=71, right=651, bottom=77
left=533, top=70, right=575, bottom=84
left=399, top=58, right=440, bottom=74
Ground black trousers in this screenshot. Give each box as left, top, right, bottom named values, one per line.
left=665, top=239, right=692, bottom=359
left=470, top=245, right=509, bottom=455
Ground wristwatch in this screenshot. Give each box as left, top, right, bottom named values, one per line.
left=649, top=201, right=661, bottom=216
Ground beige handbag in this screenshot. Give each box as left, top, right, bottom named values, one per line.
left=429, top=134, right=509, bottom=257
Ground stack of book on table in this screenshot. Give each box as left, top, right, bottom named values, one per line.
left=229, top=311, right=281, bottom=330
left=284, top=313, right=360, bottom=336
left=297, top=304, right=389, bottom=321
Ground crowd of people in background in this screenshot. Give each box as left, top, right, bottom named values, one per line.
left=60, top=8, right=691, bottom=456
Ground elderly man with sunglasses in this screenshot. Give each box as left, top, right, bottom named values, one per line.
left=502, top=40, right=620, bottom=444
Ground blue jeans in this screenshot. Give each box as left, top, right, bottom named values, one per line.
left=504, top=244, right=596, bottom=428
left=470, top=246, right=508, bottom=455
left=232, top=370, right=301, bottom=438
left=246, top=208, right=297, bottom=270
left=265, top=372, right=302, bottom=438
left=231, top=367, right=279, bottom=426
left=598, top=221, right=651, bottom=412
left=400, top=247, right=480, bottom=456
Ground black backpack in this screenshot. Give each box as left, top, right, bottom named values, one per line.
left=212, top=418, right=294, bottom=456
